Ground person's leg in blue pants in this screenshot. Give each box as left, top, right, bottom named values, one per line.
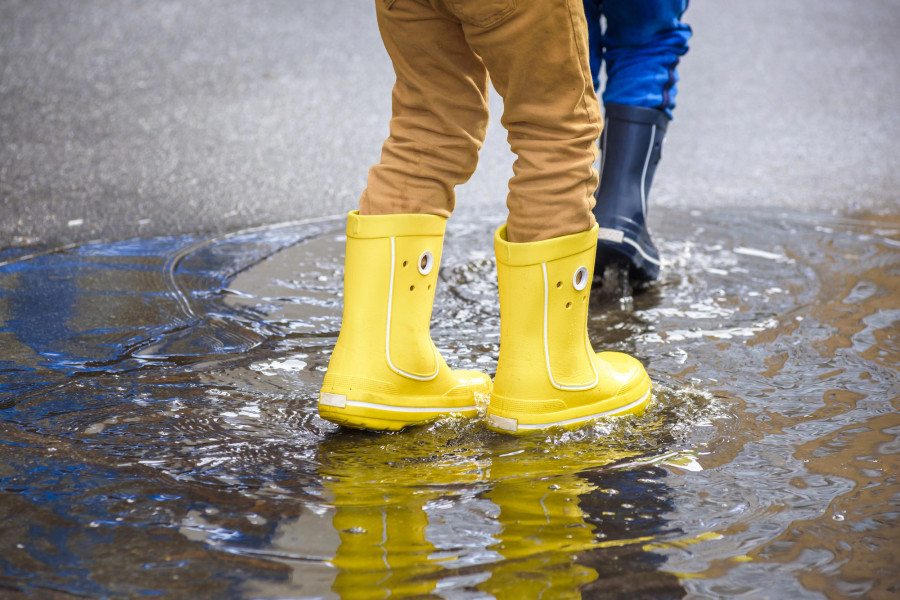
left=583, top=0, right=691, bottom=285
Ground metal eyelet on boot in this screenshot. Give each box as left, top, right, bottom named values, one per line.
left=418, top=251, right=434, bottom=275
left=573, top=266, right=589, bottom=291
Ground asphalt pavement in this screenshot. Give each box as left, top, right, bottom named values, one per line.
left=1, top=0, right=898, bottom=249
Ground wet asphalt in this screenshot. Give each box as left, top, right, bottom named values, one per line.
left=1, top=0, right=898, bottom=249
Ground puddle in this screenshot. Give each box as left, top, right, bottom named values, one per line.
left=0, top=208, right=898, bottom=599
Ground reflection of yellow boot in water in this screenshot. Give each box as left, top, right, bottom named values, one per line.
left=487, top=225, right=652, bottom=433
left=319, top=211, right=491, bottom=431
left=481, top=457, right=599, bottom=599
left=320, top=433, right=456, bottom=599
left=330, top=485, right=438, bottom=599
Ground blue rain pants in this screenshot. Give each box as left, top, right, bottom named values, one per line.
left=582, top=0, right=691, bottom=117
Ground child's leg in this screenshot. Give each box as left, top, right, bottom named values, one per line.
left=361, top=0, right=492, bottom=218
left=591, top=0, right=691, bottom=284
left=459, top=0, right=603, bottom=242
left=437, top=0, right=652, bottom=433
left=319, top=1, right=496, bottom=431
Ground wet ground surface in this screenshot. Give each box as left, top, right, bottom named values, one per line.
left=1, top=208, right=898, bottom=599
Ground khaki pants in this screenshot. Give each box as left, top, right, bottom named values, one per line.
left=360, top=0, right=602, bottom=243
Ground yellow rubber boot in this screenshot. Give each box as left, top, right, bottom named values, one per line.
left=319, top=211, right=491, bottom=431
left=487, top=224, right=652, bottom=433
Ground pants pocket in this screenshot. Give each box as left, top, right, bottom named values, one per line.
left=446, top=0, right=517, bottom=28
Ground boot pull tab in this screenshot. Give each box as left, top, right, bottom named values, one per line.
left=418, top=251, right=434, bottom=275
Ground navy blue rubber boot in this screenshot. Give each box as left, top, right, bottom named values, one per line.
left=592, top=103, right=669, bottom=285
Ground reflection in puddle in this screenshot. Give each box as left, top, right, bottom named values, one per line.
left=0, top=209, right=898, bottom=598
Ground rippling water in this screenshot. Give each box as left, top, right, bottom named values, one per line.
left=1, top=209, right=897, bottom=599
